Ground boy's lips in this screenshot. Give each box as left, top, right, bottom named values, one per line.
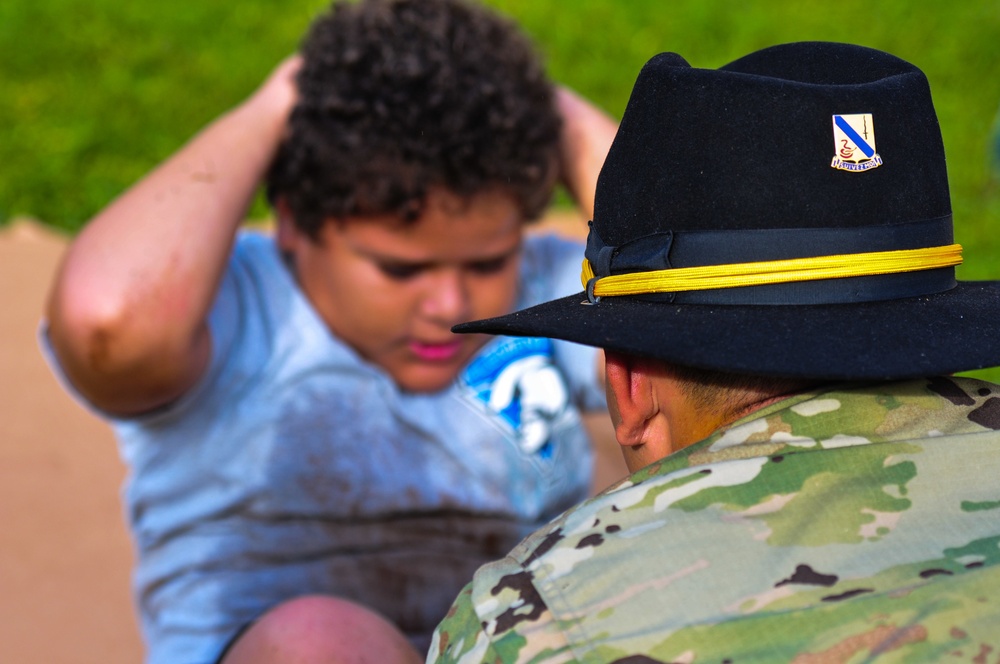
left=408, top=339, right=463, bottom=362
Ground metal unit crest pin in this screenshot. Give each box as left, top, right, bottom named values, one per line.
left=830, top=113, right=883, bottom=172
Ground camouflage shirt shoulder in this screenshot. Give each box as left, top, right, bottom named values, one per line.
left=428, top=377, right=1000, bottom=663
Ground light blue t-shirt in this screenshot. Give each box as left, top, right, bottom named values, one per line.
left=66, top=230, right=602, bottom=664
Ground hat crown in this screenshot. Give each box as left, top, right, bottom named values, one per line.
left=593, top=42, right=951, bottom=248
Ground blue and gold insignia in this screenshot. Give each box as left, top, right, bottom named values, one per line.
left=831, top=113, right=882, bottom=172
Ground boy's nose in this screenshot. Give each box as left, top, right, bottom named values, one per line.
left=421, top=269, right=470, bottom=323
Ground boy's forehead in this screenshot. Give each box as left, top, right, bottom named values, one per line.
left=344, top=188, right=523, bottom=227
left=327, top=188, right=526, bottom=259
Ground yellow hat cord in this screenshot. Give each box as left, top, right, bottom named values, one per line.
left=581, top=244, right=963, bottom=299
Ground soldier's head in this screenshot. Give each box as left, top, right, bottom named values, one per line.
left=455, top=42, right=1000, bottom=464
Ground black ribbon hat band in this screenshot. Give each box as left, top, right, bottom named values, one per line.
left=583, top=215, right=960, bottom=305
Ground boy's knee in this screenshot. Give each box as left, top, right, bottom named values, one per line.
left=221, top=595, right=422, bottom=664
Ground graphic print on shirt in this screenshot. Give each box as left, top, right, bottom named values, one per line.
left=461, top=337, right=570, bottom=458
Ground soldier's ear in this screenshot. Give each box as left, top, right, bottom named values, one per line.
left=604, top=351, right=658, bottom=448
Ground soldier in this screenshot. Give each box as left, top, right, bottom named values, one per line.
left=429, top=42, right=1000, bottom=661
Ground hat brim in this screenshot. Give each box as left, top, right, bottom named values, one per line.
left=455, top=282, right=1000, bottom=380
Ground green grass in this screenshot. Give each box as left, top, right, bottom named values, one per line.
left=0, top=0, right=329, bottom=231
left=3, top=0, right=999, bottom=377
left=2, top=1, right=998, bottom=232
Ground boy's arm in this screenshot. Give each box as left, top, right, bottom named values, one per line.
left=554, top=86, right=618, bottom=221
left=45, top=57, right=300, bottom=417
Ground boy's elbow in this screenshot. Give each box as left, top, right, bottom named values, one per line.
left=47, top=284, right=135, bottom=375
left=45, top=289, right=207, bottom=415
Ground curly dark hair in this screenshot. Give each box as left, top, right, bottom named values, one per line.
left=266, top=0, right=562, bottom=238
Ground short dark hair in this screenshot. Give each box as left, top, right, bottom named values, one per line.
left=669, top=362, right=821, bottom=422
left=266, top=0, right=562, bottom=239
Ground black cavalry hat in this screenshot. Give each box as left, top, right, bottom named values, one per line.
left=456, top=42, right=1000, bottom=380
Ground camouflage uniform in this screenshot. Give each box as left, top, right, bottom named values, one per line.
left=428, top=376, right=1000, bottom=663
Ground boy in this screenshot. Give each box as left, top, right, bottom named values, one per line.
left=43, top=1, right=617, bottom=663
